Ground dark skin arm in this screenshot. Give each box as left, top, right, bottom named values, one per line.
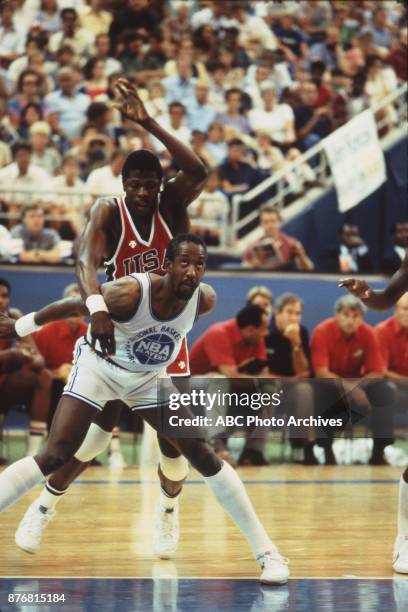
left=76, top=80, right=208, bottom=357
left=339, top=255, right=408, bottom=310
left=115, top=78, right=208, bottom=234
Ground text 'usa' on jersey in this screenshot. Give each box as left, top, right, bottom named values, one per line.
left=104, top=196, right=173, bottom=281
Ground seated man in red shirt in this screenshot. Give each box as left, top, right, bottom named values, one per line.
left=190, top=304, right=274, bottom=466
left=311, top=295, right=395, bottom=465
left=242, top=206, right=314, bottom=272
left=375, top=292, right=408, bottom=414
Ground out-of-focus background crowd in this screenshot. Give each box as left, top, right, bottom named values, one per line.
left=0, top=0, right=406, bottom=272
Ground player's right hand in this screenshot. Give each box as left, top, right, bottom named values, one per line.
left=338, top=278, right=372, bottom=299
left=90, top=311, right=116, bottom=356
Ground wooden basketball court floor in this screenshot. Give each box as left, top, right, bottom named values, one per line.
left=1, top=464, right=407, bottom=611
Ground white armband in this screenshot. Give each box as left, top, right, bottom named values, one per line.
left=85, top=294, right=109, bottom=315
left=15, top=312, right=43, bottom=337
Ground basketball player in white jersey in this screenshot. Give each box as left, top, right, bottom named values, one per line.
left=0, top=235, right=290, bottom=585
left=340, top=254, right=408, bottom=573
left=14, top=79, right=208, bottom=557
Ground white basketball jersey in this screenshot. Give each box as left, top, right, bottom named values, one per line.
left=88, top=273, right=201, bottom=373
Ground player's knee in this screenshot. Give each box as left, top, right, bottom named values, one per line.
left=178, top=438, right=221, bottom=477
left=75, top=423, right=112, bottom=462
left=38, top=441, right=76, bottom=473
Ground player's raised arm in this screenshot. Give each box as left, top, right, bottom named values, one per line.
left=115, top=78, right=208, bottom=233
left=339, top=255, right=408, bottom=311
left=76, top=199, right=117, bottom=355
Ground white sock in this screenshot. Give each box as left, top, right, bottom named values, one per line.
left=204, top=462, right=275, bottom=559
left=159, top=488, right=179, bottom=511
left=0, top=457, right=44, bottom=512
left=109, top=429, right=121, bottom=453
left=27, top=421, right=47, bottom=456
left=37, top=482, right=67, bottom=512
left=398, top=476, right=408, bottom=538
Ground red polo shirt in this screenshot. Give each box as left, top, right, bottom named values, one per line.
left=311, top=317, right=384, bottom=377
left=33, top=320, right=88, bottom=369
left=190, top=318, right=267, bottom=375
left=375, top=316, right=408, bottom=376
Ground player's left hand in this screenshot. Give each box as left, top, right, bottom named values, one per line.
left=338, top=278, right=372, bottom=299
left=114, top=78, right=149, bottom=124
left=0, top=313, right=18, bottom=339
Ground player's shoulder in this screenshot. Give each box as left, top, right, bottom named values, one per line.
left=8, top=307, right=22, bottom=320
left=198, top=283, right=216, bottom=316
left=88, top=196, right=119, bottom=224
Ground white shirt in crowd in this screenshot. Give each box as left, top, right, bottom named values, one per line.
left=248, top=104, right=295, bottom=143
left=189, top=190, right=229, bottom=223
left=85, top=164, right=124, bottom=197
left=0, top=162, right=49, bottom=203
left=151, top=116, right=191, bottom=153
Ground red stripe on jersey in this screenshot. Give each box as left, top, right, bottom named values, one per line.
left=104, top=197, right=173, bottom=280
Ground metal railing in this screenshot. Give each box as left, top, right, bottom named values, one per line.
left=230, top=83, right=408, bottom=245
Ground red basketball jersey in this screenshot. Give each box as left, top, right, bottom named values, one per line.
left=103, top=197, right=190, bottom=375
left=104, top=196, right=173, bottom=281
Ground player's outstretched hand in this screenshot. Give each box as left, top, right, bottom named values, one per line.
left=114, top=78, right=149, bottom=124
left=338, top=278, right=372, bottom=300
left=90, top=311, right=116, bottom=357
left=0, top=313, right=18, bottom=339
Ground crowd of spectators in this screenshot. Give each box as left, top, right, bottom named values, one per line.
left=0, top=0, right=405, bottom=262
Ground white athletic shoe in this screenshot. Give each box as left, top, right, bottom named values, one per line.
left=393, top=536, right=408, bottom=574
left=257, top=550, right=290, bottom=585
left=154, top=500, right=180, bottom=560
left=15, top=501, right=56, bottom=554
left=108, top=450, right=127, bottom=468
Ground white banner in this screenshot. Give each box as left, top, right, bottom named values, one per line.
left=323, top=109, right=386, bottom=213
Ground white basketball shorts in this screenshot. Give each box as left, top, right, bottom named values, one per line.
left=63, top=337, right=174, bottom=411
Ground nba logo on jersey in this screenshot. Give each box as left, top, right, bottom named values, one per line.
left=133, top=332, right=175, bottom=365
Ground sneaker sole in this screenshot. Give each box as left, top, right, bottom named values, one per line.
left=259, top=577, right=289, bottom=586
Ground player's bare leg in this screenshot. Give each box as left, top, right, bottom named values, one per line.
left=393, top=466, right=408, bottom=574
left=15, top=400, right=121, bottom=553
left=141, top=406, right=289, bottom=585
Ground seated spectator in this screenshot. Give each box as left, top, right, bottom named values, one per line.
left=85, top=149, right=126, bottom=198
left=308, top=27, right=345, bottom=72
left=85, top=101, right=112, bottom=137
left=387, top=27, right=407, bottom=83
left=246, top=285, right=273, bottom=319
left=0, top=277, right=52, bottom=457
left=248, top=82, right=296, bottom=147
left=190, top=130, right=216, bottom=169
left=48, top=8, right=95, bottom=58
left=329, top=69, right=351, bottom=128
left=206, top=122, right=228, bottom=165
left=7, top=69, right=48, bottom=127
left=187, top=81, right=216, bottom=133
left=365, top=55, right=398, bottom=129
left=72, top=126, right=113, bottom=180
left=0, top=140, right=11, bottom=168
left=363, top=6, right=392, bottom=50
left=33, top=282, right=88, bottom=426
left=382, top=222, right=408, bottom=276
left=50, top=155, right=89, bottom=236
left=311, top=295, right=394, bottom=465
left=273, top=9, right=308, bottom=63
left=265, top=292, right=317, bottom=465
left=119, top=31, right=164, bottom=82
left=153, top=102, right=191, bottom=154
left=34, top=0, right=61, bottom=34
left=145, top=80, right=168, bottom=122
left=82, top=57, right=109, bottom=101
left=93, top=33, right=122, bottom=78
left=188, top=169, right=229, bottom=246
left=10, top=204, right=62, bottom=264
left=243, top=206, right=314, bottom=272
left=108, top=0, right=159, bottom=50
left=162, top=57, right=197, bottom=114
left=0, top=141, right=49, bottom=210
left=29, top=121, right=62, bottom=176
left=326, top=224, right=373, bottom=274
left=78, top=0, right=113, bottom=37
left=45, top=67, right=91, bottom=143
left=215, top=88, right=250, bottom=135
left=164, top=35, right=209, bottom=81
left=218, top=138, right=264, bottom=198
left=17, top=102, right=44, bottom=141
left=207, top=62, right=227, bottom=113
left=294, top=82, right=333, bottom=151
left=0, top=2, right=26, bottom=68
left=375, top=292, right=408, bottom=382
left=190, top=304, right=273, bottom=466
left=347, top=70, right=370, bottom=118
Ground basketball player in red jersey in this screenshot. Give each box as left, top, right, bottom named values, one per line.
left=340, top=255, right=408, bottom=574
left=14, top=79, right=208, bottom=558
